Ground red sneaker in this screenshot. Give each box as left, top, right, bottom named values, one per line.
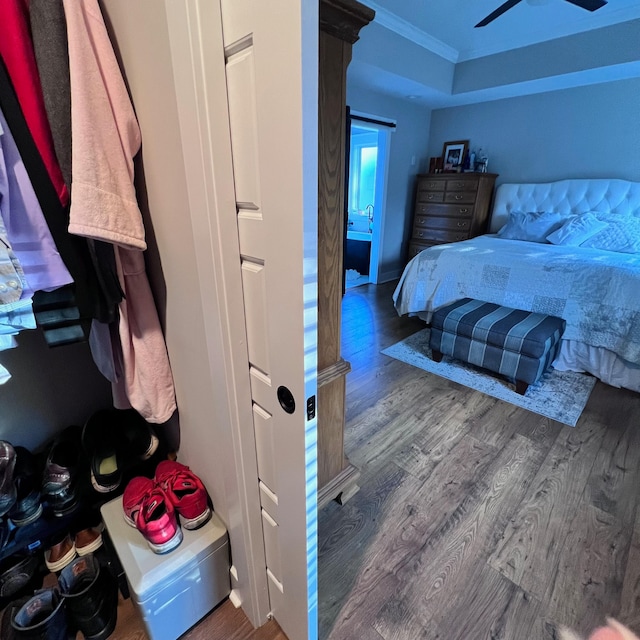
left=155, top=461, right=211, bottom=530
left=136, top=486, right=183, bottom=554
left=122, top=476, right=154, bottom=528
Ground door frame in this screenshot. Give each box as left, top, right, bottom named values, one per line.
left=163, top=0, right=271, bottom=626
left=163, top=1, right=319, bottom=634
left=348, top=110, right=394, bottom=284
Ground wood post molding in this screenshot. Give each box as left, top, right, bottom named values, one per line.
left=320, top=0, right=376, bottom=44
left=317, top=0, right=373, bottom=505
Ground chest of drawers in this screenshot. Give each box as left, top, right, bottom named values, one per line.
left=407, top=172, right=498, bottom=261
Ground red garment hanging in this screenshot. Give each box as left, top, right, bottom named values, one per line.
left=0, top=0, right=69, bottom=207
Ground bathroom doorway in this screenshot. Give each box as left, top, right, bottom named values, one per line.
left=345, top=112, right=393, bottom=289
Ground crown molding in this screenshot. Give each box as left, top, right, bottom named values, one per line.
left=458, top=5, right=640, bottom=61
left=364, top=0, right=459, bottom=63
left=362, top=3, right=640, bottom=64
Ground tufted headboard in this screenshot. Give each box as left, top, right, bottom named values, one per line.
left=489, top=179, right=640, bottom=233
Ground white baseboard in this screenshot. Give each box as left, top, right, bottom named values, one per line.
left=377, top=268, right=403, bottom=284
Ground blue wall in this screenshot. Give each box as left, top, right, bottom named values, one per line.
left=428, top=78, right=640, bottom=185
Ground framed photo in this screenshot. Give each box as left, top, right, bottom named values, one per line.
left=428, top=156, right=443, bottom=173
left=442, top=140, right=468, bottom=171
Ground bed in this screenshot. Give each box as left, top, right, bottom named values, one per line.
left=393, top=178, right=640, bottom=392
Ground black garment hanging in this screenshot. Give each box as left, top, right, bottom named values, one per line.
left=30, top=0, right=124, bottom=324
left=29, top=0, right=72, bottom=189
left=0, top=59, right=119, bottom=326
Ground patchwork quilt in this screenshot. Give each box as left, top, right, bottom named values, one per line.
left=393, top=235, right=640, bottom=364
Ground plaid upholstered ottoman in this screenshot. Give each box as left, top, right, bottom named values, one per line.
left=429, top=298, right=566, bottom=395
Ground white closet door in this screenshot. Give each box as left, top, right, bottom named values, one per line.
left=220, top=2, right=319, bottom=640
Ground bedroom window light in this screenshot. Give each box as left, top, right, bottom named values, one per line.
left=345, top=113, right=394, bottom=286
left=349, top=125, right=378, bottom=226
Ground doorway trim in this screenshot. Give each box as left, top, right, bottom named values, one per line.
left=348, top=110, right=394, bottom=284
left=164, top=0, right=271, bottom=626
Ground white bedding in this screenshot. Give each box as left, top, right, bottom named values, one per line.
left=554, top=340, right=640, bottom=392
left=393, top=235, right=640, bottom=376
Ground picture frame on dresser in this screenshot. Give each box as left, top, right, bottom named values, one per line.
left=442, top=140, right=469, bottom=171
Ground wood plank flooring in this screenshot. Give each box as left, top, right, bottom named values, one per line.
left=319, top=280, right=640, bottom=640
left=102, top=594, right=286, bottom=640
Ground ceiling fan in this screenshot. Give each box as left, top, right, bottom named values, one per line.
left=475, top=0, right=607, bottom=28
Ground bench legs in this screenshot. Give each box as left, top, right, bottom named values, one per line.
left=431, top=348, right=530, bottom=396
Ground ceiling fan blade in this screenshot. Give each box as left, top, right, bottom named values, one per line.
left=564, top=0, right=607, bottom=11
left=475, top=0, right=524, bottom=27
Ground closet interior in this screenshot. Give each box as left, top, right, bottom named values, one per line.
left=0, top=1, right=229, bottom=638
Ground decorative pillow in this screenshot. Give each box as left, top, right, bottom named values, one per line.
left=546, top=212, right=608, bottom=246
left=591, top=211, right=628, bottom=223
left=582, top=217, right=640, bottom=254
left=497, top=211, right=567, bottom=243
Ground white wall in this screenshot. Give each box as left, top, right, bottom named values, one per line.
left=347, top=83, right=431, bottom=281
left=428, top=78, right=640, bottom=185
left=352, top=21, right=454, bottom=95
left=102, top=0, right=234, bottom=527
left=453, top=21, right=640, bottom=95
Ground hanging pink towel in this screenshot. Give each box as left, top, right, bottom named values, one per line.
left=64, top=0, right=176, bottom=422
left=63, top=0, right=146, bottom=251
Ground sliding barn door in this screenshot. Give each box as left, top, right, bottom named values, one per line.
left=219, top=2, right=319, bottom=639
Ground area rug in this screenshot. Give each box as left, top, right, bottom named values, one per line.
left=381, top=328, right=597, bottom=427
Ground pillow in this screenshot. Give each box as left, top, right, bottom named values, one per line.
left=546, top=212, right=608, bottom=246
left=497, top=211, right=567, bottom=243
left=582, top=217, right=640, bottom=254
left=591, top=211, right=627, bottom=223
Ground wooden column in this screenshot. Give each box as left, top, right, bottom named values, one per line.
left=317, top=0, right=374, bottom=508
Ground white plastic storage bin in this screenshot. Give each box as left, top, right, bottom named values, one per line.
left=101, top=496, right=230, bottom=640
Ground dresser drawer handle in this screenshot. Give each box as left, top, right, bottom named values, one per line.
left=456, top=234, right=466, bottom=240
left=457, top=221, right=465, bottom=227
left=427, top=194, right=434, bottom=200
left=459, top=208, right=469, bottom=214
left=454, top=194, right=463, bottom=200
left=418, top=232, right=424, bottom=238
left=455, top=182, right=463, bottom=188
left=428, top=182, right=438, bottom=188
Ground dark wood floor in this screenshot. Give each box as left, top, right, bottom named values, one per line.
left=319, top=281, right=640, bottom=640
left=104, top=594, right=286, bottom=640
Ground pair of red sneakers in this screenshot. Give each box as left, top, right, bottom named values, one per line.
left=122, top=461, right=211, bottom=554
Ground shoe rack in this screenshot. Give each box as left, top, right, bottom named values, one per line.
left=0, top=436, right=170, bottom=564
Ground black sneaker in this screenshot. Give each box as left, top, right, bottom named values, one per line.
left=120, top=410, right=159, bottom=462
left=0, top=441, right=17, bottom=518
left=42, top=426, right=81, bottom=517
left=8, top=448, right=43, bottom=528
left=82, top=411, right=124, bottom=493
left=0, top=554, right=43, bottom=611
